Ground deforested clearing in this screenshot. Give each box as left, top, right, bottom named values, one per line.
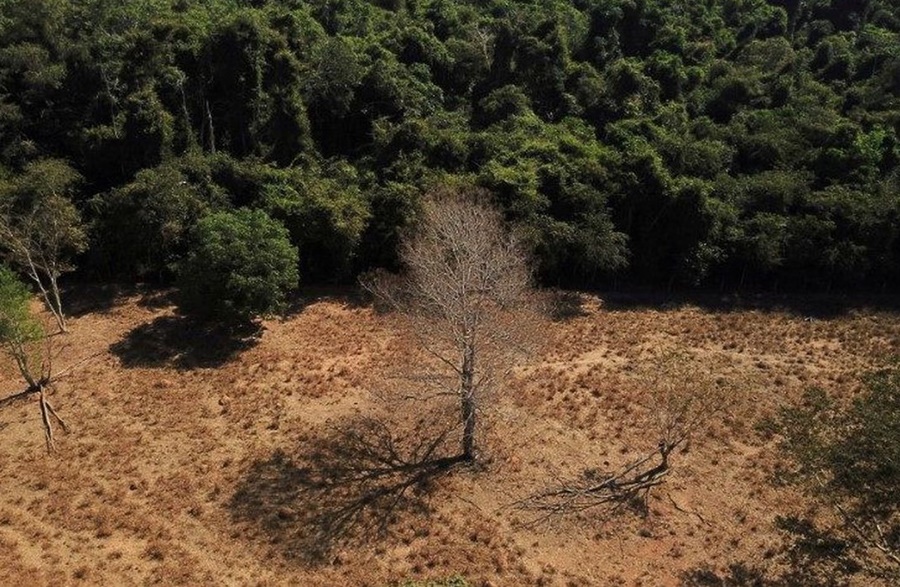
left=1, top=287, right=897, bottom=586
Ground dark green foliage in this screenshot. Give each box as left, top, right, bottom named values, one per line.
left=475, top=114, right=628, bottom=283
left=177, top=209, right=298, bottom=323
left=260, top=161, right=369, bottom=282
left=90, top=157, right=227, bottom=279
left=0, top=0, right=898, bottom=290
left=0, top=264, right=40, bottom=346
left=204, top=8, right=313, bottom=163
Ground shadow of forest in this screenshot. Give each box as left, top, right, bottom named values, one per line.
left=573, top=289, right=900, bottom=320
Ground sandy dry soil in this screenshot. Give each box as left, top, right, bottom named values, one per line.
left=1, top=286, right=898, bottom=586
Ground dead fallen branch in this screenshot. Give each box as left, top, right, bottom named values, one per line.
left=0, top=351, right=99, bottom=451
left=1, top=378, right=67, bottom=451
left=516, top=439, right=679, bottom=527
left=668, top=492, right=709, bottom=526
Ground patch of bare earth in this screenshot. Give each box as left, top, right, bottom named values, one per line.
left=1, top=288, right=897, bottom=586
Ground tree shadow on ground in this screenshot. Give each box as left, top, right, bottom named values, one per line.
left=65, top=284, right=179, bottom=317
left=679, top=515, right=866, bottom=587
left=109, top=315, right=261, bottom=369
left=135, top=288, right=178, bottom=310
left=547, top=289, right=591, bottom=321
left=229, top=417, right=463, bottom=563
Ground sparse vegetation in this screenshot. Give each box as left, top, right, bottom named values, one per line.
left=2, top=288, right=899, bottom=584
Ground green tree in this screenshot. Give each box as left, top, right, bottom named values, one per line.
left=1, top=0, right=899, bottom=291
left=204, top=8, right=312, bottom=163
left=91, top=158, right=226, bottom=280
left=260, top=162, right=369, bottom=282
left=476, top=114, right=628, bottom=284
left=0, top=158, right=86, bottom=332
left=0, top=264, right=44, bottom=388
left=177, top=208, right=298, bottom=323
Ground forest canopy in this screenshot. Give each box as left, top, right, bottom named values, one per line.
left=0, top=0, right=898, bottom=291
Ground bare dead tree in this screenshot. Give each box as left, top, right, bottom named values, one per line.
left=364, top=185, right=543, bottom=463
left=0, top=339, right=70, bottom=453
left=2, top=345, right=98, bottom=453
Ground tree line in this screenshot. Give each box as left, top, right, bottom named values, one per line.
left=1, top=0, right=898, bottom=292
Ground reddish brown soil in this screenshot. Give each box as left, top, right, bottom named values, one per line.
left=1, top=288, right=897, bottom=586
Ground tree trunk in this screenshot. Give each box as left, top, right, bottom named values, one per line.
left=205, top=100, right=217, bottom=155
left=461, top=343, right=477, bottom=461
left=48, top=273, right=67, bottom=333
left=24, top=252, right=66, bottom=333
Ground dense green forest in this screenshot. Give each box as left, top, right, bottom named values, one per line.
left=1, top=0, right=898, bottom=292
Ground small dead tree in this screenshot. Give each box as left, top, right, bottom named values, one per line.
left=0, top=266, right=68, bottom=451
left=518, top=439, right=678, bottom=523
left=0, top=159, right=87, bottom=333
left=518, top=350, right=728, bottom=523
left=364, top=186, right=541, bottom=462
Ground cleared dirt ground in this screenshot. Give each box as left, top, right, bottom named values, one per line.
left=1, top=287, right=898, bottom=586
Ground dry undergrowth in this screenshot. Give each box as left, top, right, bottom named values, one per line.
left=0, top=287, right=897, bottom=586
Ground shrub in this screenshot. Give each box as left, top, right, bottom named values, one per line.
left=177, top=209, right=298, bottom=323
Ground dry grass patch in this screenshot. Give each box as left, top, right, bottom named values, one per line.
left=0, top=288, right=897, bottom=585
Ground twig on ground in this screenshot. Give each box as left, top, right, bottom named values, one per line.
left=667, top=492, right=709, bottom=526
